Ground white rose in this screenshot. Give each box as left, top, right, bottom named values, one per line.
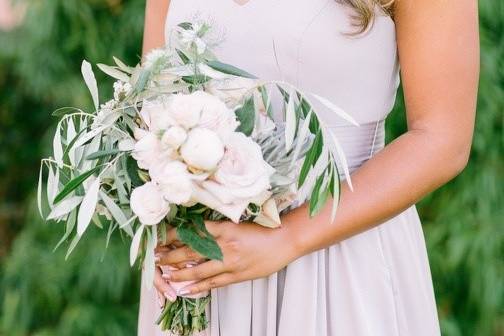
left=161, top=126, right=187, bottom=149
left=132, top=129, right=173, bottom=170
left=180, top=128, right=224, bottom=171
left=140, top=98, right=175, bottom=131
left=167, top=92, right=205, bottom=129
left=130, top=182, right=170, bottom=225
left=149, top=161, right=193, bottom=205
left=194, top=132, right=274, bottom=222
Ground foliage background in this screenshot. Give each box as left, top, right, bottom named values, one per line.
left=0, top=0, right=502, bottom=335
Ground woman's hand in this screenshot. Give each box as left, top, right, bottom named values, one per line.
left=154, top=220, right=300, bottom=296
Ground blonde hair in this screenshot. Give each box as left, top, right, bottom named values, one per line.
left=340, top=0, right=395, bottom=34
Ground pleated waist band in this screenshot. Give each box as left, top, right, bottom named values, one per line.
left=326, top=119, right=385, bottom=174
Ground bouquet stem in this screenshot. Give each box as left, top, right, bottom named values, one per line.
left=156, top=295, right=210, bottom=336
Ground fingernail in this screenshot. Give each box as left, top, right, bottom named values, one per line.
left=161, top=272, right=171, bottom=280
left=164, top=291, right=176, bottom=302
left=178, top=288, right=191, bottom=296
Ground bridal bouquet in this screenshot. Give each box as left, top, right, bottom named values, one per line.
left=38, top=21, right=356, bottom=335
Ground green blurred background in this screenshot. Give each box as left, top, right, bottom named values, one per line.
left=0, top=1, right=502, bottom=335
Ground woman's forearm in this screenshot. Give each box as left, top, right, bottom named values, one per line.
left=283, top=128, right=471, bottom=256
left=283, top=0, right=479, bottom=258
left=142, top=0, right=171, bottom=57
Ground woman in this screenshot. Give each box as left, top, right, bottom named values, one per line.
left=138, top=0, right=479, bottom=335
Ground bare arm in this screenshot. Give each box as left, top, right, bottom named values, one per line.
left=156, top=0, right=479, bottom=294
left=142, top=0, right=171, bottom=56
left=282, top=0, right=480, bottom=255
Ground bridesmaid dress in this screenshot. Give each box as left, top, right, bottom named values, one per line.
left=138, top=0, right=441, bottom=335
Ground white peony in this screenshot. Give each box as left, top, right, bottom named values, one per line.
left=193, top=132, right=274, bottom=222
left=132, top=129, right=172, bottom=170
left=161, top=126, right=187, bottom=150
left=166, top=92, right=205, bottom=129
left=149, top=161, right=193, bottom=205
left=130, top=182, right=170, bottom=225
left=140, top=98, right=175, bottom=132
left=180, top=128, right=224, bottom=171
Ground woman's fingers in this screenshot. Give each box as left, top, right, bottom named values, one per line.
left=179, top=273, right=234, bottom=296
left=164, top=259, right=226, bottom=283
left=155, top=245, right=203, bottom=266
left=153, top=267, right=177, bottom=304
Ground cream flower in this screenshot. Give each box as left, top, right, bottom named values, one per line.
left=180, top=128, right=224, bottom=171
left=166, top=92, right=204, bottom=129
left=140, top=98, right=175, bottom=132
left=194, top=132, right=274, bottom=222
left=197, top=91, right=239, bottom=141
left=161, top=126, right=187, bottom=150
left=130, top=182, right=170, bottom=225
left=149, top=161, right=193, bottom=205
left=131, top=129, right=164, bottom=170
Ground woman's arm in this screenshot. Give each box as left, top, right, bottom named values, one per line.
left=142, top=0, right=171, bottom=56
left=283, top=0, right=480, bottom=255
left=155, top=0, right=479, bottom=295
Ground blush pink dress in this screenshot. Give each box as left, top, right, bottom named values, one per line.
left=138, top=0, right=441, bottom=335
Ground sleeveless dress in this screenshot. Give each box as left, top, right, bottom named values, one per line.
left=138, top=1, right=441, bottom=335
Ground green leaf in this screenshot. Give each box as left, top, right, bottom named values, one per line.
left=51, top=107, right=85, bottom=118
left=47, top=196, right=83, bottom=220
left=130, top=224, right=145, bottom=266
left=65, top=232, right=82, bottom=260
left=53, top=122, right=63, bottom=166
left=178, top=22, right=193, bottom=30
left=97, top=63, right=130, bottom=82
left=311, top=93, right=359, bottom=126
left=285, top=90, right=297, bottom=151
left=53, top=166, right=101, bottom=204
left=310, top=173, right=330, bottom=217
left=309, top=174, right=325, bottom=216
left=235, top=97, right=255, bottom=136
left=99, top=190, right=127, bottom=225
left=177, top=224, right=223, bottom=260
left=81, top=60, right=99, bottom=111
left=77, top=176, right=101, bottom=236
left=113, top=56, right=133, bottom=73
left=37, top=163, right=44, bottom=218
left=62, top=127, right=88, bottom=164
left=126, top=156, right=143, bottom=188
left=310, top=130, right=324, bottom=167
left=176, top=49, right=190, bottom=64
left=134, top=69, right=151, bottom=93
left=182, top=74, right=210, bottom=85
left=54, top=210, right=77, bottom=252
left=206, top=60, right=257, bottom=79
left=86, top=149, right=121, bottom=161
left=298, top=130, right=322, bottom=187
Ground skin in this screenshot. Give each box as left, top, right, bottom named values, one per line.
left=144, top=0, right=479, bottom=306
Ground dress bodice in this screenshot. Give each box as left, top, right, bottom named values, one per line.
left=165, top=0, right=400, bottom=172
left=165, top=0, right=400, bottom=126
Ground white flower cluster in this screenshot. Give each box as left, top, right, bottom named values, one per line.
left=143, top=48, right=171, bottom=70
left=130, top=91, right=275, bottom=225
left=113, top=80, right=132, bottom=101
